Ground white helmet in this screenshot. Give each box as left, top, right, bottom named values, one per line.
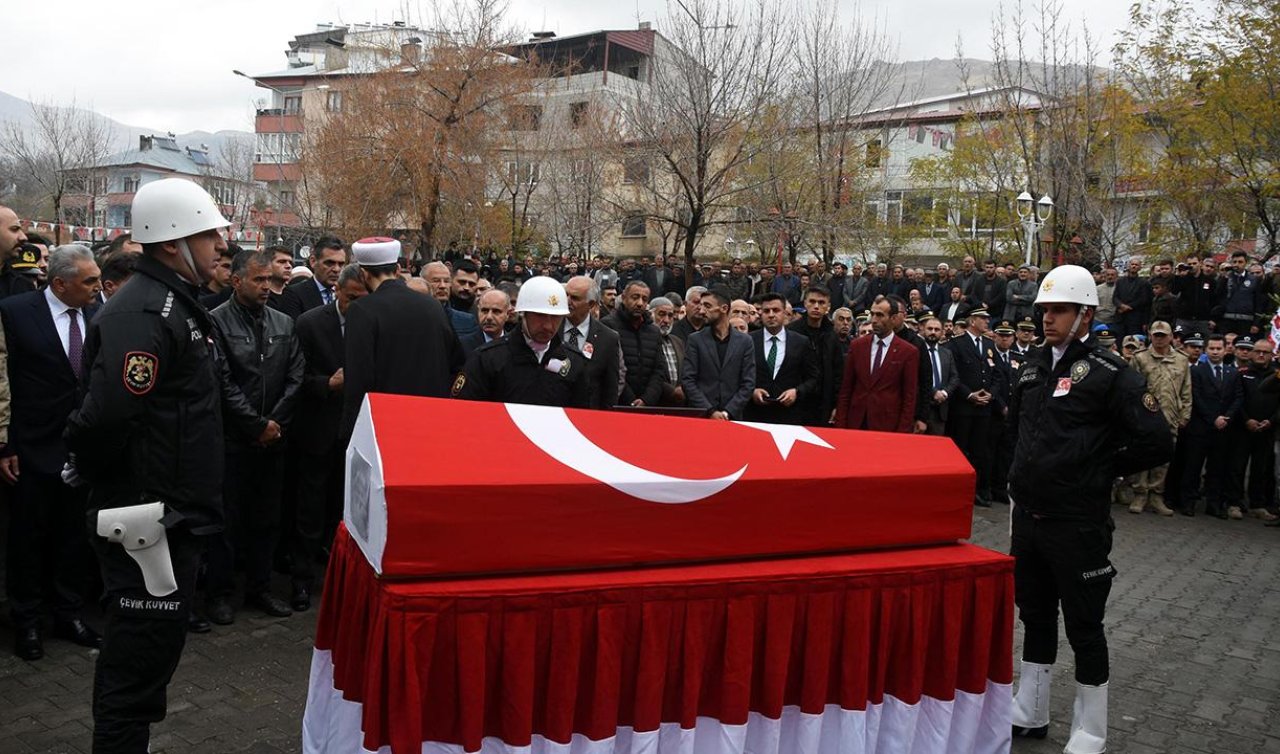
left=516, top=276, right=569, bottom=315
left=1034, top=264, right=1098, bottom=307
left=131, top=178, right=230, bottom=244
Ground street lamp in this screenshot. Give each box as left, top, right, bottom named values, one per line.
left=1016, top=191, right=1053, bottom=267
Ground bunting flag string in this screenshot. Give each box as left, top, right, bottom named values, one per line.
left=17, top=219, right=263, bottom=245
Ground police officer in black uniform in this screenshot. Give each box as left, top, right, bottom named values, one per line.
left=65, top=178, right=231, bottom=754
left=945, top=306, right=998, bottom=506
left=1006, top=265, right=1172, bottom=754
left=456, top=276, right=588, bottom=407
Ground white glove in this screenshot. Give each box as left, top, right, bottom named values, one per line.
left=61, top=454, right=85, bottom=488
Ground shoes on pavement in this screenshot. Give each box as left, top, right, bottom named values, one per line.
left=246, top=592, right=293, bottom=618
left=1212, top=510, right=1230, bottom=520
left=1266, top=518, right=1280, bottom=528
left=208, top=597, right=235, bottom=626
left=1228, top=506, right=1244, bottom=520
left=291, top=584, right=312, bottom=613
left=52, top=618, right=103, bottom=649
left=1250, top=508, right=1279, bottom=522
left=1128, top=501, right=1144, bottom=514
left=187, top=613, right=212, bottom=634
left=1149, top=497, right=1176, bottom=517
left=974, top=496, right=992, bottom=508
left=14, top=626, right=43, bottom=661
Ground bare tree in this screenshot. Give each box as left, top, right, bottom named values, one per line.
left=619, top=0, right=793, bottom=285
left=0, top=98, right=115, bottom=243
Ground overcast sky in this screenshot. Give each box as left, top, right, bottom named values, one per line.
left=3, top=0, right=1206, bottom=135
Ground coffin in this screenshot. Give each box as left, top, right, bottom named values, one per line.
left=345, top=394, right=975, bottom=578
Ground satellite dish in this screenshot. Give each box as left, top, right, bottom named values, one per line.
left=299, top=245, right=313, bottom=259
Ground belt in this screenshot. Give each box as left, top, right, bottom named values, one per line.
left=1224, top=313, right=1253, bottom=321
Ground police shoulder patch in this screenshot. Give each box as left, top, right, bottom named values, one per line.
left=1142, top=392, right=1160, bottom=412
left=1070, top=360, right=1090, bottom=383
left=451, top=373, right=466, bottom=397
left=123, top=351, right=158, bottom=395
left=559, top=359, right=572, bottom=378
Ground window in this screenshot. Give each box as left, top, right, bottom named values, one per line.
left=120, top=208, right=132, bottom=227
left=623, top=156, right=650, bottom=184
left=325, top=90, right=343, bottom=113
left=278, top=190, right=295, bottom=207
left=569, top=101, right=589, bottom=128
left=283, top=95, right=303, bottom=114
left=1136, top=203, right=1161, bottom=244
left=884, top=191, right=903, bottom=227
left=505, top=161, right=541, bottom=187
left=863, top=200, right=881, bottom=227
left=865, top=139, right=884, bottom=168
left=122, top=175, right=140, bottom=193
left=508, top=105, right=543, bottom=131
left=901, top=192, right=934, bottom=231
left=254, top=132, right=301, bottom=163
left=208, top=180, right=236, bottom=206
left=66, top=176, right=87, bottom=193
left=91, top=176, right=107, bottom=195
left=622, top=213, right=647, bottom=237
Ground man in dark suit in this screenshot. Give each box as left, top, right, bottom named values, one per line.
left=916, top=315, right=959, bottom=435
left=288, top=263, right=366, bottom=611
left=921, top=270, right=949, bottom=314
left=461, top=288, right=510, bottom=358
left=275, top=236, right=346, bottom=320
left=834, top=297, right=919, bottom=432
left=342, top=238, right=463, bottom=441
left=0, top=245, right=104, bottom=659
left=788, top=285, right=842, bottom=426
left=642, top=255, right=681, bottom=299
left=561, top=276, right=622, bottom=409
left=946, top=307, right=999, bottom=506
left=681, top=288, right=755, bottom=420
left=747, top=293, right=819, bottom=424
left=1182, top=334, right=1244, bottom=517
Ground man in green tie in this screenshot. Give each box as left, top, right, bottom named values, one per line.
left=745, top=293, right=819, bottom=424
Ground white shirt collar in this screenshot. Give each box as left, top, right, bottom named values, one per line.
left=44, top=286, right=76, bottom=316
left=874, top=332, right=895, bottom=348
left=566, top=318, right=590, bottom=342
left=764, top=327, right=787, bottom=346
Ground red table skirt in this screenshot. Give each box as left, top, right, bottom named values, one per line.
left=303, top=526, right=1015, bottom=754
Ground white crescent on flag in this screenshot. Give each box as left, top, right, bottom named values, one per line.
left=504, top=404, right=832, bottom=504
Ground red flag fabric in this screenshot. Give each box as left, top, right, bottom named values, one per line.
left=304, top=526, right=1015, bottom=754
left=346, top=395, right=975, bottom=578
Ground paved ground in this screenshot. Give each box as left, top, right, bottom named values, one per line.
left=1, top=504, right=1279, bottom=753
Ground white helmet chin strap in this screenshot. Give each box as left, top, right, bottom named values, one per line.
left=1068, top=305, right=1091, bottom=343
left=175, top=238, right=202, bottom=285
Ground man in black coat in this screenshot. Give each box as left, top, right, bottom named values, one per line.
left=1114, top=258, right=1152, bottom=338
left=747, top=293, right=819, bottom=425
left=460, top=288, right=510, bottom=358
left=0, top=245, right=104, bottom=659
left=946, top=307, right=998, bottom=506
left=208, top=250, right=304, bottom=623
left=916, top=315, right=960, bottom=436
left=642, top=255, right=681, bottom=299
left=602, top=280, right=667, bottom=407
left=275, top=236, right=346, bottom=320
left=288, top=263, right=366, bottom=610
left=787, top=285, right=842, bottom=425
left=1181, top=334, right=1244, bottom=518
left=561, top=276, right=621, bottom=409
left=342, top=238, right=463, bottom=441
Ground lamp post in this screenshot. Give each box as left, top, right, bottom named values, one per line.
left=1016, top=191, right=1053, bottom=267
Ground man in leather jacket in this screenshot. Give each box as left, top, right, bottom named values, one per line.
left=207, top=249, right=303, bottom=624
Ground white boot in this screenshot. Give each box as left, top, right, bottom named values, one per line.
left=1010, top=661, right=1052, bottom=738
left=1064, top=682, right=1108, bottom=754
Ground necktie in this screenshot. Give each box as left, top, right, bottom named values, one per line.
left=872, top=339, right=885, bottom=374
left=322, top=287, right=334, bottom=306
left=567, top=328, right=580, bottom=350
left=930, top=346, right=941, bottom=391
left=68, top=309, right=83, bottom=380
left=766, top=336, right=779, bottom=377
left=1215, top=364, right=1222, bottom=384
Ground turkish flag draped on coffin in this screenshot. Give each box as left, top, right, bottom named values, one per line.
left=345, top=395, right=975, bottom=578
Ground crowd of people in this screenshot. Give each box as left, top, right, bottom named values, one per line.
left=0, top=176, right=1276, bottom=752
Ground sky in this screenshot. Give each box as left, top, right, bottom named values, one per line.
left=2, top=0, right=1205, bottom=135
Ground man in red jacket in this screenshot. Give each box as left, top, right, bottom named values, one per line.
left=834, top=297, right=919, bottom=431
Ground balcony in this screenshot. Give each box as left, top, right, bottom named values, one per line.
left=253, top=163, right=302, bottom=182
left=255, top=111, right=305, bottom=133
